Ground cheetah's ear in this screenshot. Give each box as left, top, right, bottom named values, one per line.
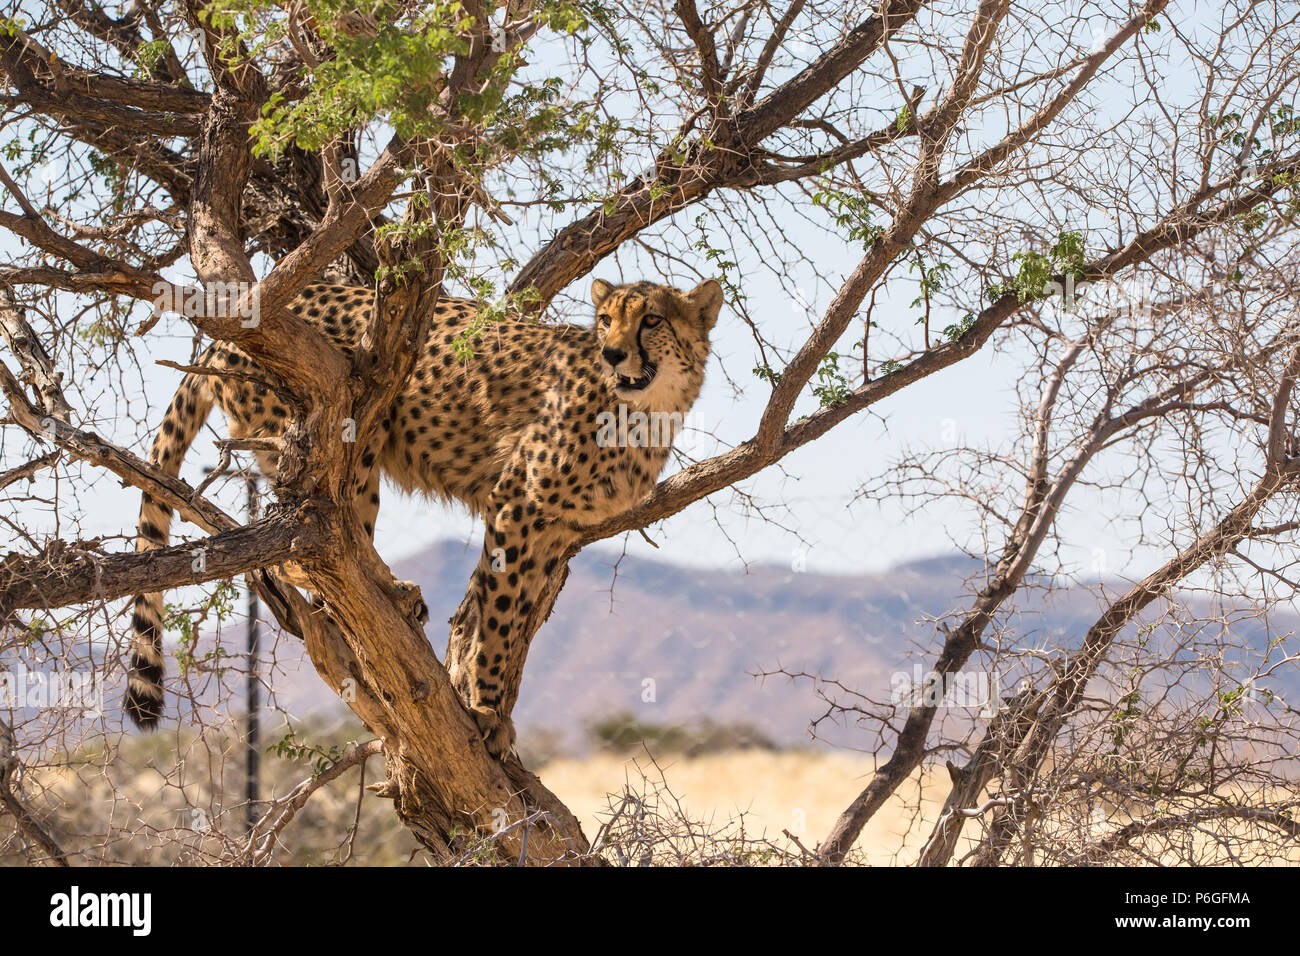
left=591, top=278, right=614, bottom=308
left=687, top=279, right=724, bottom=331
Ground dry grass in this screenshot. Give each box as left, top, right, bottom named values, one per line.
left=8, top=731, right=1295, bottom=865
left=540, top=749, right=1300, bottom=866
left=539, top=749, right=959, bottom=865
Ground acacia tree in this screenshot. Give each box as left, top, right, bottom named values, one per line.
left=1, top=0, right=1298, bottom=864
left=802, top=246, right=1300, bottom=864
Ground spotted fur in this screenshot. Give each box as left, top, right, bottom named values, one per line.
left=125, top=277, right=723, bottom=753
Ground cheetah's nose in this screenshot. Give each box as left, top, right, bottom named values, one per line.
left=602, top=347, right=627, bottom=367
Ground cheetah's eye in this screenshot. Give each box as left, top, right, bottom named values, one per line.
left=642, top=314, right=663, bottom=328
left=598, top=314, right=611, bottom=329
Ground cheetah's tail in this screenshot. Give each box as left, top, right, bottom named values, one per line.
left=125, top=370, right=215, bottom=729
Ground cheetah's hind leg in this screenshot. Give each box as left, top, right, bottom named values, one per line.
left=446, top=582, right=517, bottom=757
left=261, top=464, right=429, bottom=623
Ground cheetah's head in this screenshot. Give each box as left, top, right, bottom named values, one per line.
left=591, top=278, right=723, bottom=410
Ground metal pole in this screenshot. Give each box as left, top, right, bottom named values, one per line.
left=245, top=474, right=261, bottom=836
left=200, top=465, right=263, bottom=836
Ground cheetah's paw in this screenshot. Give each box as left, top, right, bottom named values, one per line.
left=470, top=705, right=516, bottom=758
left=391, top=578, right=429, bottom=625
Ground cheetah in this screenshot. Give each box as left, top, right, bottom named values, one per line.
left=125, top=276, right=723, bottom=754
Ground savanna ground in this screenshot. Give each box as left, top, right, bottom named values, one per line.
left=6, top=713, right=1294, bottom=866
left=0, top=718, right=934, bottom=865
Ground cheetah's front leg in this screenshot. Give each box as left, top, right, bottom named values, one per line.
left=447, top=450, right=575, bottom=756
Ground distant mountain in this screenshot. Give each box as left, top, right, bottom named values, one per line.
left=264, top=541, right=1300, bottom=751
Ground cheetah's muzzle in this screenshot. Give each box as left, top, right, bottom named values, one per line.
left=616, top=360, right=657, bottom=391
